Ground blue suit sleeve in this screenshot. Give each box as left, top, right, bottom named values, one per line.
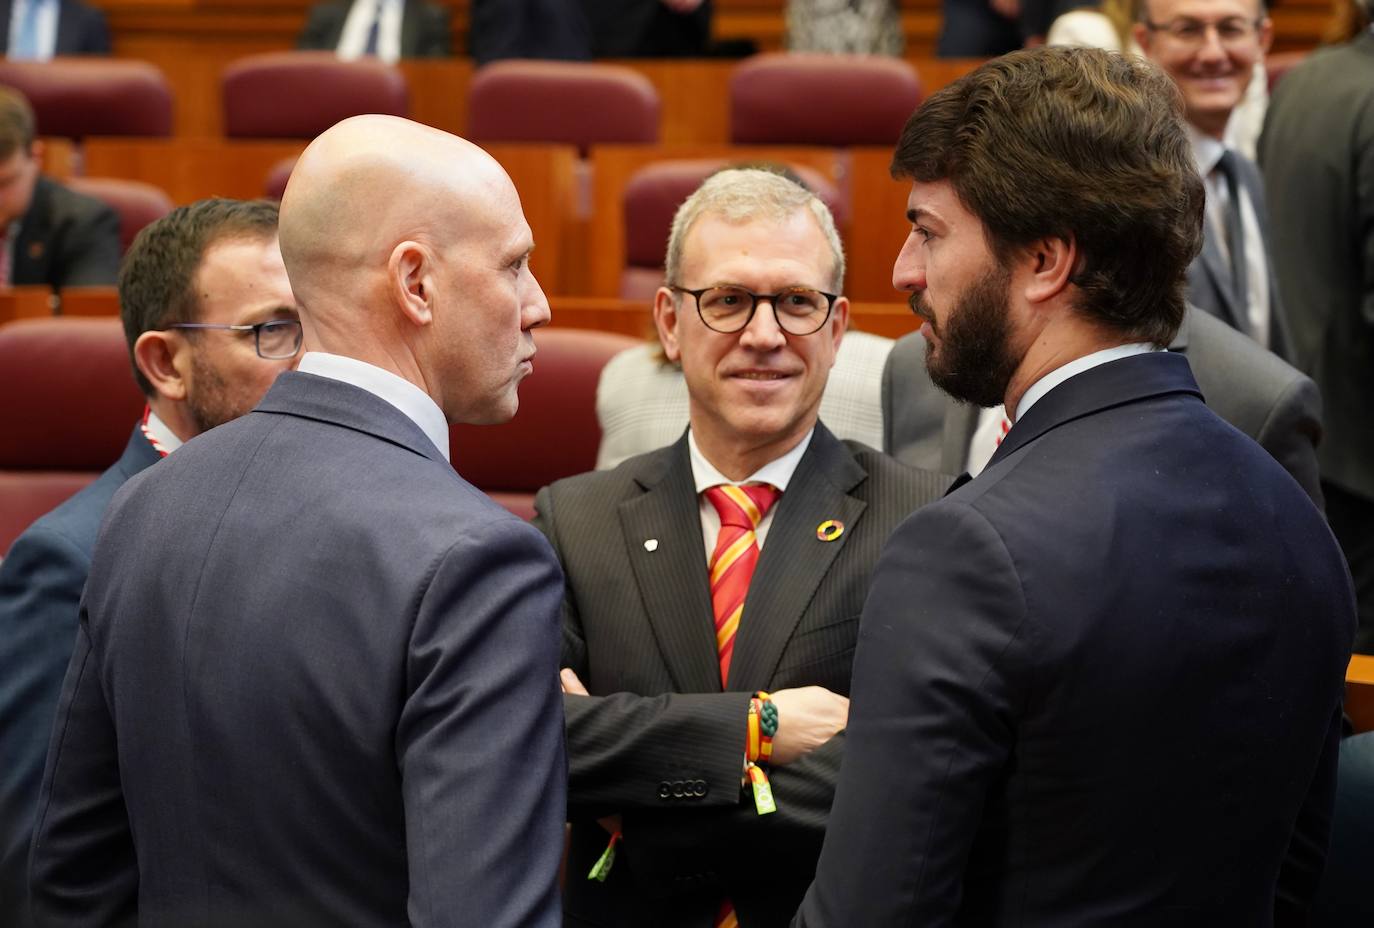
left=795, top=502, right=1028, bottom=926
left=398, top=517, right=567, bottom=928
left=0, top=527, right=90, bottom=925
left=28, top=619, right=138, bottom=928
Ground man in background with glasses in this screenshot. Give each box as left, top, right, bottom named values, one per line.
left=0, top=197, right=298, bottom=928
left=534, top=168, right=951, bottom=928
left=1136, top=0, right=1292, bottom=361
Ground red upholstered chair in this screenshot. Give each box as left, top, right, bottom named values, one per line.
left=468, top=60, right=660, bottom=156
left=221, top=51, right=409, bottom=140
left=0, top=58, right=173, bottom=138
left=449, top=328, right=640, bottom=520
left=620, top=159, right=846, bottom=300
left=263, top=156, right=298, bottom=201
left=729, top=53, right=922, bottom=146
left=65, top=177, right=174, bottom=254
left=0, top=317, right=143, bottom=554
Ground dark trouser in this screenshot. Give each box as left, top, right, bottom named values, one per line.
left=1324, top=481, right=1374, bottom=654
left=936, top=0, right=1021, bottom=57
left=1312, top=732, right=1374, bottom=927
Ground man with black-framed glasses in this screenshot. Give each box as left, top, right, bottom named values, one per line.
left=533, top=168, right=952, bottom=928
left=1135, top=0, right=1292, bottom=362
left=0, top=197, right=296, bottom=928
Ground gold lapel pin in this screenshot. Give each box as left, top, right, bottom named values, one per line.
left=816, top=520, right=844, bottom=542
left=643, top=539, right=659, bottom=552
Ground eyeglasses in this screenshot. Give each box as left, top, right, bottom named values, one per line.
left=1143, top=16, right=1263, bottom=49
left=669, top=285, right=837, bottom=336
left=165, top=319, right=303, bottom=360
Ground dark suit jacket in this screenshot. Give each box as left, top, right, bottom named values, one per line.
left=28, top=372, right=567, bottom=928
left=533, top=424, right=952, bottom=928
left=468, top=0, right=591, bottom=63
left=579, top=0, right=712, bottom=57
left=0, top=426, right=158, bottom=928
left=12, top=176, right=119, bottom=290
left=0, top=0, right=109, bottom=55
left=1259, top=30, right=1374, bottom=505
left=798, top=351, right=1356, bottom=926
left=882, top=305, right=1325, bottom=508
left=296, top=0, right=450, bottom=58
left=1187, top=148, right=1293, bottom=360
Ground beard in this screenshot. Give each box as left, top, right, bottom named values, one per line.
left=912, top=260, right=1020, bottom=408
left=186, top=351, right=246, bottom=434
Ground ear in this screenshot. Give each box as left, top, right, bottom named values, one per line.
left=653, top=286, right=683, bottom=362
left=28, top=139, right=44, bottom=163
left=1131, top=22, right=1152, bottom=55
left=1258, top=16, right=1273, bottom=54
left=1021, top=235, right=1078, bottom=305
left=827, top=296, right=849, bottom=363
left=389, top=241, right=433, bottom=328
left=133, top=330, right=189, bottom=402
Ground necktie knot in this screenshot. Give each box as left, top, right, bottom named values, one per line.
left=705, top=484, right=780, bottom=531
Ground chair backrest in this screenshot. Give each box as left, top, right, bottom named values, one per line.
left=221, top=51, right=409, bottom=140
left=0, top=317, right=143, bottom=554
left=620, top=159, right=847, bottom=300
left=468, top=60, right=660, bottom=156
left=450, top=327, right=640, bottom=519
left=263, top=155, right=298, bottom=201
left=65, top=176, right=174, bottom=254
left=729, top=53, right=922, bottom=146
left=0, top=58, right=173, bottom=138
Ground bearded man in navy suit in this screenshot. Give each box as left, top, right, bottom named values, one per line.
left=796, top=47, right=1355, bottom=927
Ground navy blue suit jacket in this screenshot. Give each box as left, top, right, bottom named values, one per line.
left=798, top=352, right=1356, bottom=926
left=29, top=373, right=568, bottom=928
left=0, top=0, right=110, bottom=55
left=0, top=426, right=159, bottom=927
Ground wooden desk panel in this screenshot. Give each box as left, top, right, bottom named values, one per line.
left=59, top=287, right=121, bottom=318
left=0, top=288, right=57, bottom=325
left=848, top=146, right=914, bottom=303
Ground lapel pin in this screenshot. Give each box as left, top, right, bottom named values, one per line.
left=816, top=520, right=844, bottom=542
left=643, top=539, right=659, bottom=552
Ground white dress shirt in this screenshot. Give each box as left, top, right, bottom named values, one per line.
left=298, top=351, right=450, bottom=462
left=1190, top=127, right=1271, bottom=348
left=962, top=343, right=1159, bottom=475
left=142, top=409, right=183, bottom=456
left=7, top=0, right=58, bottom=61
left=688, top=426, right=813, bottom=563
left=336, top=0, right=402, bottom=65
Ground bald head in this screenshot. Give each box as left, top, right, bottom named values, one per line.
left=277, top=115, right=550, bottom=425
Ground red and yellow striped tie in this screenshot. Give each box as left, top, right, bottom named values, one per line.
left=704, top=483, right=780, bottom=689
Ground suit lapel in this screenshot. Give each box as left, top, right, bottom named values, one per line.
left=617, top=439, right=722, bottom=693
left=1197, top=224, right=1245, bottom=330
left=399, top=0, right=420, bottom=56
left=727, top=425, right=867, bottom=692
left=984, top=352, right=1203, bottom=472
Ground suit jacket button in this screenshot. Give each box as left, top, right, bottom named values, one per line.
left=694, top=780, right=708, bottom=797
left=671, top=779, right=686, bottom=798
left=658, top=781, right=671, bottom=800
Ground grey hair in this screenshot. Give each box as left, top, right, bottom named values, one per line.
left=663, top=168, right=846, bottom=293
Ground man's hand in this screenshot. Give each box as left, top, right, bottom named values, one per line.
left=990, top=0, right=1020, bottom=18
left=768, top=687, right=849, bottom=766
left=561, top=668, right=589, bottom=695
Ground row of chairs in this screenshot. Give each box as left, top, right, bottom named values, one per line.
left=1, top=51, right=923, bottom=148
left=0, top=317, right=637, bottom=553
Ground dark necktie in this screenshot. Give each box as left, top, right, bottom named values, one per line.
left=362, top=0, right=383, bottom=56
left=1214, top=150, right=1250, bottom=335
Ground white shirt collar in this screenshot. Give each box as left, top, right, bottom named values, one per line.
left=1014, top=343, right=1159, bottom=422
left=297, top=351, right=450, bottom=462
left=688, top=426, right=813, bottom=495
left=142, top=408, right=183, bottom=455
left=1188, top=123, right=1227, bottom=176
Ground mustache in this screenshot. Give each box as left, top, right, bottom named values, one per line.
left=909, top=292, right=935, bottom=331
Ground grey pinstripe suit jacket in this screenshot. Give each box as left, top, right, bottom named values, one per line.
left=533, top=423, right=952, bottom=928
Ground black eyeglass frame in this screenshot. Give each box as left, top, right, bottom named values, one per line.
left=1141, top=16, right=1264, bottom=43
left=668, top=285, right=840, bottom=336
left=164, top=319, right=304, bottom=360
